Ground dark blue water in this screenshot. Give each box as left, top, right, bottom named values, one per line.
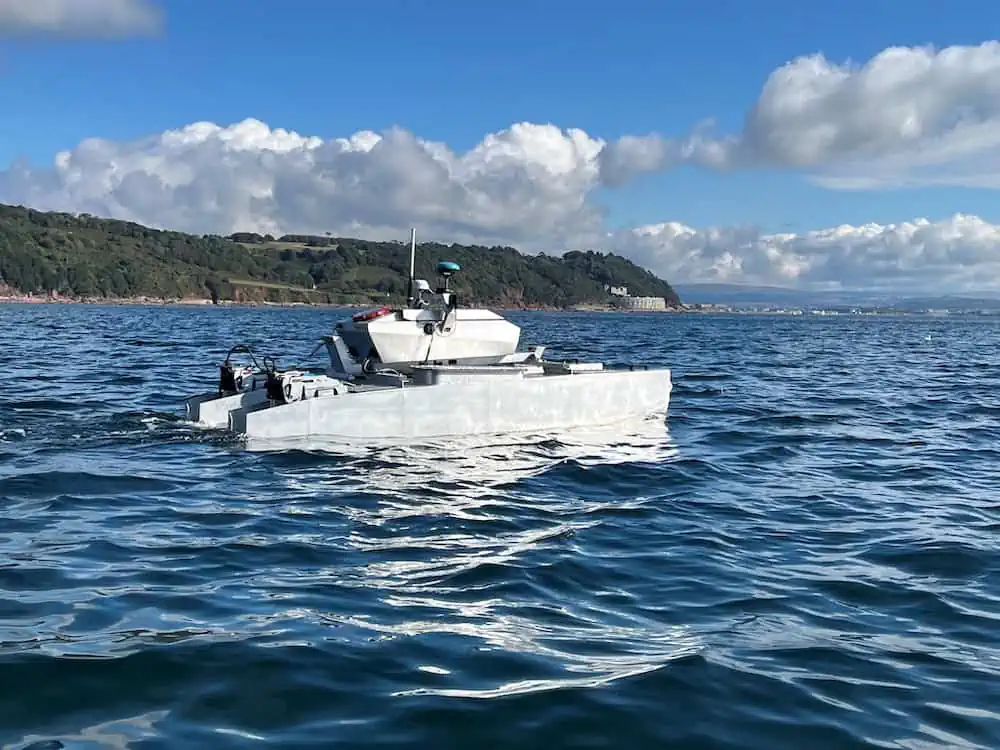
left=2, top=304, right=999, bottom=749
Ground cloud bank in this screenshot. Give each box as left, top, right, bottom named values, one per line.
left=600, top=41, right=1000, bottom=190
left=0, top=0, right=161, bottom=38
left=6, top=41, right=1000, bottom=293
left=615, top=215, right=1000, bottom=294
left=0, top=119, right=609, bottom=249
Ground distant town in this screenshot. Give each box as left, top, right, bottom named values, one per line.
left=678, top=303, right=1000, bottom=316
left=603, top=283, right=1000, bottom=317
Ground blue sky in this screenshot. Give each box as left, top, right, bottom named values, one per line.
left=1, top=0, right=996, bottom=232
left=3, top=0, right=1000, bottom=291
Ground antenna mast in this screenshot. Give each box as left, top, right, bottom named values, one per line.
left=407, top=227, right=416, bottom=307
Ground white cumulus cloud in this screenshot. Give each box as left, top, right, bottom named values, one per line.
left=0, top=118, right=608, bottom=248
left=4, top=115, right=1000, bottom=294
left=599, top=41, right=1000, bottom=189
left=0, top=0, right=161, bottom=38
left=614, top=214, right=1000, bottom=294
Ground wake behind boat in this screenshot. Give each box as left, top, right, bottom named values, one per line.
left=183, top=230, right=672, bottom=444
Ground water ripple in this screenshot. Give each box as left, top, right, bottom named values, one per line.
left=2, top=305, right=1000, bottom=748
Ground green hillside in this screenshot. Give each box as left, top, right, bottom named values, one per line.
left=0, top=204, right=681, bottom=308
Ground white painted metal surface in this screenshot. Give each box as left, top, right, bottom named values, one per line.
left=362, top=308, right=521, bottom=369
left=185, top=387, right=270, bottom=428
left=228, top=366, right=671, bottom=443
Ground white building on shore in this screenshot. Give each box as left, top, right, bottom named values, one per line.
left=617, top=295, right=667, bottom=311
left=604, top=283, right=668, bottom=311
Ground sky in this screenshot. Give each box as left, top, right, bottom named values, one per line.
left=3, top=0, right=1000, bottom=293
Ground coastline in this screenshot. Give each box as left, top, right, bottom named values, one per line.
left=0, top=295, right=974, bottom=317
left=0, top=293, right=688, bottom=313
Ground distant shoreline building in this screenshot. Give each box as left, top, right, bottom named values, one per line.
left=617, top=295, right=667, bottom=311
left=604, top=283, right=667, bottom=311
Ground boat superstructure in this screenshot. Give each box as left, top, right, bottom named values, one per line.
left=183, top=230, right=672, bottom=444
left=328, top=251, right=522, bottom=376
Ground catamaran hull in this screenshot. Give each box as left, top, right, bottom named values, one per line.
left=185, top=388, right=271, bottom=428
left=228, top=368, right=672, bottom=443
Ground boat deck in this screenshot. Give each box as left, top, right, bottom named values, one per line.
left=340, top=360, right=650, bottom=392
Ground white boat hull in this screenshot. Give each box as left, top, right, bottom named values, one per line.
left=185, top=388, right=271, bottom=428
left=228, top=366, right=671, bottom=443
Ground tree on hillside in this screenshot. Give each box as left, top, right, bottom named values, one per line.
left=0, top=203, right=682, bottom=307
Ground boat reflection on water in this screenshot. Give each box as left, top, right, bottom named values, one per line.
left=253, top=412, right=676, bottom=495
left=260, top=414, right=700, bottom=700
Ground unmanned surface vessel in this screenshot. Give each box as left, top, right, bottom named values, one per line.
left=183, top=231, right=672, bottom=444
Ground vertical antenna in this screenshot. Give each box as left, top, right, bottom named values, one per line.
left=407, top=227, right=416, bottom=307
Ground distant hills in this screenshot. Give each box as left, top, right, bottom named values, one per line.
left=674, top=283, right=833, bottom=306
left=889, top=295, right=1000, bottom=311
left=675, top=283, right=1000, bottom=311
left=0, top=203, right=681, bottom=308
